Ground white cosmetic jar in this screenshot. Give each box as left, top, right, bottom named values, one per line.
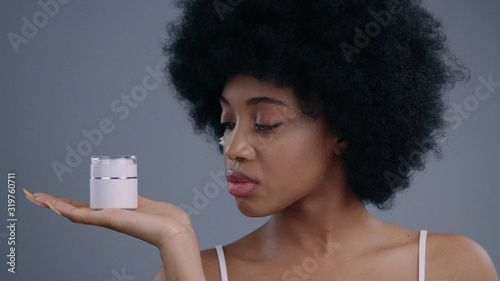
left=90, top=155, right=138, bottom=209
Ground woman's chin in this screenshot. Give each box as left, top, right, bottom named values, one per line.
left=234, top=198, right=282, bottom=218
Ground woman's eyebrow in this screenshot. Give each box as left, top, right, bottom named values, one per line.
left=219, top=95, right=288, bottom=106
left=246, top=97, right=288, bottom=107
left=219, top=95, right=229, bottom=104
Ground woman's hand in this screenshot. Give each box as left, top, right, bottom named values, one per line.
left=23, top=188, right=192, bottom=249
left=24, top=188, right=207, bottom=280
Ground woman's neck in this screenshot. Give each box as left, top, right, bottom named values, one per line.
left=257, top=184, right=381, bottom=255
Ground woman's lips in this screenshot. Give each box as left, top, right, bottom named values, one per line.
left=225, top=170, right=257, bottom=197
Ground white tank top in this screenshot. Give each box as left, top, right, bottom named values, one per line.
left=215, top=229, right=428, bottom=281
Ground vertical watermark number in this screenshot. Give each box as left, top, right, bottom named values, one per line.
left=6, top=172, right=17, bottom=274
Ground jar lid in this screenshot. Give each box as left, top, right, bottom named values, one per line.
left=90, top=155, right=137, bottom=178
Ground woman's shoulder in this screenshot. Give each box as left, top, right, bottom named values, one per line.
left=200, top=247, right=223, bottom=281
left=152, top=248, right=222, bottom=281
left=156, top=229, right=498, bottom=281
left=426, top=232, right=498, bottom=280
left=199, top=232, right=263, bottom=281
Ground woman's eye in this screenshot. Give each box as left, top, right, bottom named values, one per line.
left=221, top=122, right=281, bottom=132
left=221, top=122, right=235, bottom=130
left=255, top=123, right=281, bottom=133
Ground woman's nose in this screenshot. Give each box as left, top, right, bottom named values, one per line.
left=224, top=123, right=256, bottom=162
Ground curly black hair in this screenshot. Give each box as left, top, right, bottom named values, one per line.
left=163, top=0, right=467, bottom=209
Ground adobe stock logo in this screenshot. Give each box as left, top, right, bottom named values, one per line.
left=51, top=64, right=164, bottom=182
left=109, top=267, right=135, bottom=281
left=445, top=74, right=499, bottom=130
left=339, top=0, right=402, bottom=63
left=178, top=170, right=227, bottom=216
left=384, top=73, right=498, bottom=190
left=7, top=0, right=71, bottom=54
left=212, top=0, right=244, bottom=21
left=281, top=235, right=340, bottom=281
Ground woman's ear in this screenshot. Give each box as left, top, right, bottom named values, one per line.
left=332, top=137, right=347, bottom=157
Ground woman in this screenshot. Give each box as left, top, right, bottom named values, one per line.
left=26, top=0, right=498, bottom=280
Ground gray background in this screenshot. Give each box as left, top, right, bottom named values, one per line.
left=0, top=0, right=499, bottom=280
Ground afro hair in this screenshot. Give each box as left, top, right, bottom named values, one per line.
left=163, top=0, right=468, bottom=209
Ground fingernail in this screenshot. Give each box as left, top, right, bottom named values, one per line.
left=26, top=195, right=46, bottom=208
left=46, top=201, right=62, bottom=216
left=23, top=188, right=36, bottom=200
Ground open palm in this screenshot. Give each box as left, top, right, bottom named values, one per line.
left=26, top=190, right=193, bottom=248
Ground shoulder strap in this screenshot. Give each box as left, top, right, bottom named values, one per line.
left=215, top=245, right=229, bottom=281
left=418, top=230, right=428, bottom=281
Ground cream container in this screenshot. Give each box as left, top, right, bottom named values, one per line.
left=90, top=155, right=138, bottom=209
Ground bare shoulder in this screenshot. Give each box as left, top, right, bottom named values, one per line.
left=200, top=247, right=222, bottom=281
left=426, top=232, right=499, bottom=281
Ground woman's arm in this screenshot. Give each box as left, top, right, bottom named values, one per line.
left=157, top=229, right=206, bottom=280
left=26, top=190, right=207, bottom=281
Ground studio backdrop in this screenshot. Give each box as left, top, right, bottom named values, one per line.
left=1, top=0, right=499, bottom=280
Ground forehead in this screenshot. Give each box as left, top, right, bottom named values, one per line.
left=220, top=75, right=300, bottom=108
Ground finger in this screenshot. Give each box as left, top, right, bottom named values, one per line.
left=45, top=201, right=62, bottom=216
left=23, top=188, right=36, bottom=199
left=48, top=198, right=141, bottom=229
left=33, top=193, right=88, bottom=208
left=44, top=196, right=190, bottom=247
left=46, top=198, right=107, bottom=225
left=25, top=195, right=46, bottom=208
left=32, top=192, right=61, bottom=206
left=57, top=198, right=89, bottom=208
left=50, top=198, right=172, bottom=242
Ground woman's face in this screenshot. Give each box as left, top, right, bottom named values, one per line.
left=220, top=75, right=345, bottom=217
